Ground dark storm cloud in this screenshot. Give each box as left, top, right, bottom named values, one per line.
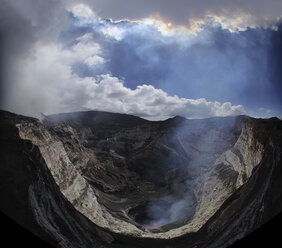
left=0, top=0, right=69, bottom=110
left=66, top=0, right=282, bottom=28
left=0, top=0, right=35, bottom=107
left=0, top=0, right=68, bottom=57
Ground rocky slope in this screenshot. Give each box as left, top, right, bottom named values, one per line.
left=0, top=110, right=281, bottom=248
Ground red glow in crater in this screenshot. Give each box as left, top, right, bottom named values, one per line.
left=143, top=221, right=162, bottom=229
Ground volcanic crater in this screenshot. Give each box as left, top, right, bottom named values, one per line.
left=0, top=110, right=282, bottom=248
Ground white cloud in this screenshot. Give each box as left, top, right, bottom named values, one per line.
left=71, top=33, right=105, bottom=67
left=100, top=24, right=127, bottom=40
left=83, top=77, right=246, bottom=119
left=257, top=107, right=272, bottom=114
left=2, top=1, right=251, bottom=120
left=7, top=42, right=246, bottom=119
left=71, top=3, right=98, bottom=24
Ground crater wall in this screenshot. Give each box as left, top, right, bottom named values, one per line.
left=0, top=110, right=281, bottom=247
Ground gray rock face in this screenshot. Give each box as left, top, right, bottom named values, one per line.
left=0, top=110, right=281, bottom=248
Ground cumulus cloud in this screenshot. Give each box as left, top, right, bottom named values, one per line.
left=1, top=0, right=281, bottom=119
left=71, top=3, right=99, bottom=25
left=71, top=33, right=105, bottom=67
left=83, top=75, right=246, bottom=119
left=70, top=11, right=275, bottom=111
left=5, top=39, right=245, bottom=119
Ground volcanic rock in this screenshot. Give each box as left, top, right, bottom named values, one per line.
left=0, top=110, right=281, bottom=248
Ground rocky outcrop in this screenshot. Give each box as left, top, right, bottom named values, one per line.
left=0, top=110, right=281, bottom=248
left=0, top=111, right=108, bottom=248
left=15, top=118, right=142, bottom=237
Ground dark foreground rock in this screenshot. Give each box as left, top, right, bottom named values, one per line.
left=0, top=110, right=281, bottom=248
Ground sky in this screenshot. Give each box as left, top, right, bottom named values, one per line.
left=0, top=0, right=281, bottom=120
